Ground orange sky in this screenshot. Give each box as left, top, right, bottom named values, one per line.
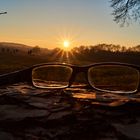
left=0, top=0, right=140, bottom=48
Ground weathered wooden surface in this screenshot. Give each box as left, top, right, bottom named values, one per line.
left=0, top=83, right=140, bottom=140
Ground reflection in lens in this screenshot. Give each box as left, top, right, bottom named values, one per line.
left=32, top=65, right=72, bottom=88
left=88, top=65, right=139, bottom=93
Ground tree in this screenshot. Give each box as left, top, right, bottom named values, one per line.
left=28, top=46, right=41, bottom=55
left=110, top=0, right=140, bottom=26
left=0, top=12, right=7, bottom=15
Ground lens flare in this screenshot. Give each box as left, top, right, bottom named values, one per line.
left=63, top=40, right=70, bottom=48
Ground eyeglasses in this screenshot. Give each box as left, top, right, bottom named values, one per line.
left=0, top=62, right=140, bottom=94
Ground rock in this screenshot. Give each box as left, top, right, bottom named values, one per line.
left=113, top=121, right=140, bottom=139
left=0, top=105, right=50, bottom=121
left=0, top=132, right=14, bottom=140
left=0, top=83, right=140, bottom=140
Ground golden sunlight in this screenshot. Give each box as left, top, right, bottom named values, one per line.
left=56, top=33, right=76, bottom=51
left=63, top=40, right=70, bottom=48
left=61, top=40, right=71, bottom=51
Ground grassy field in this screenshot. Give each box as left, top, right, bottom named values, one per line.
left=0, top=42, right=140, bottom=74
left=0, top=53, right=50, bottom=74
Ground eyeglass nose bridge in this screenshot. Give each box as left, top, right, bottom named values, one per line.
left=68, top=67, right=89, bottom=87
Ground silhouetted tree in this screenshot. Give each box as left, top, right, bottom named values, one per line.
left=0, top=12, right=7, bottom=15
left=131, top=45, right=140, bottom=51
left=28, top=50, right=32, bottom=55
left=6, top=48, right=10, bottom=53
left=28, top=46, right=41, bottom=55
left=13, top=49, right=18, bottom=54
left=32, top=46, right=41, bottom=53
left=110, top=0, right=140, bottom=25
left=1, top=48, right=5, bottom=53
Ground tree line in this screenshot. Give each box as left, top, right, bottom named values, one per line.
left=0, top=43, right=140, bottom=65
left=50, top=44, right=140, bottom=65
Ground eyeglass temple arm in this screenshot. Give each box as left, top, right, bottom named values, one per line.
left=0, top=68, right=32, bottom=86
left=138, top=78, right=140, bottom=93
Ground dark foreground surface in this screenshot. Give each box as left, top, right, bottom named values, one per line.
left=0, top=84, right=140, bottom=140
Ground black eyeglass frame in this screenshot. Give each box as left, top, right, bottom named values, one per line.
left=0, top=62, right=140, bottom=94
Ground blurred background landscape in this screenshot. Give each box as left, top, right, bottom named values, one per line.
left=0, top=0, right=140, bottom=74
left=0, top=42, right=140, bottom=74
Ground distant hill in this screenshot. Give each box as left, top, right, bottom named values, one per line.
left=0, top=42, right=51, bottom=52
left=0, top=42, right=33, bottom=51
left=0, top=42, right=51, bottom=74
left=0, top=42, right=52, bottom=56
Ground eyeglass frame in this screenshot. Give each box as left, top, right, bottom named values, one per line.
left=0, top=62, right=140, bottom=94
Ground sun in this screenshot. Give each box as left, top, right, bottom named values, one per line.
left=56, top=34, right=75, bottom=51
left=63, top=40, right=70, bottom=48
left=62, top=40, right=71, bottom=51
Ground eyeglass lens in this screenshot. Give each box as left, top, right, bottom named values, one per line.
left=32, top=65, right=73, bottom=88
left=88, top=65, right=139, bottom=93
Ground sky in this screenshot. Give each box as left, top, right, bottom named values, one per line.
left=0, top=0, right=140, bottom=49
